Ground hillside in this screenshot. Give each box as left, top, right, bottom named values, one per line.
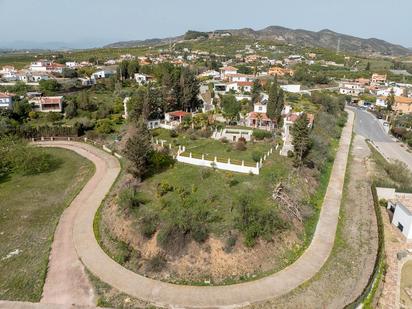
left=105, top=25, right=411, bottom=56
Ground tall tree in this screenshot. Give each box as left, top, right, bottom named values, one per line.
left=291, top=113, right=310, bottom=167
left=221, top=94, right=240, bottom=123
left=251, top=79, right=262, bottom=104
left=124, top=118, right=152, bottom=179
left=386, top=89, right=395, bottom=112
left=266, top=77, right=284, bottom=129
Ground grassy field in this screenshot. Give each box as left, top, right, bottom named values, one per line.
left=153, top=128, right=274, bottom=164
left=0, top=148, right=94, bottom=301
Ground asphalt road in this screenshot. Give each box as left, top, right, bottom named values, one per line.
left=350, top=106, right=412, bottom=170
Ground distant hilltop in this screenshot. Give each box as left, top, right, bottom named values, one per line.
left=105, top=25, right=411, bottom=57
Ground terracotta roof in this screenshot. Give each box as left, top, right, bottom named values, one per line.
left=220, top=66, right=237, bottom=71
left=237, top=81, right=254, bottom=87
left=0, top=92, right=15, bottom=98
left=168, top=111, right=190, bottom=117
left=248, top=112, right=271, bottom=121
left=395, top=96, right=412, bottom=104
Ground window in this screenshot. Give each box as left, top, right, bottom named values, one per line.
left=398, top=222, right=404, bottom=232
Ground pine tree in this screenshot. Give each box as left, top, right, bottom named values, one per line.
left=291, top=113, right=310, bottom=167
left=251, top=79, right=262, bottom=104
left=266, top=76, right=285, bottom=129
left=124, top=118, right=152, bottom=179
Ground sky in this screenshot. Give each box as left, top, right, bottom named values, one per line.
left=1, top=0, right=412, bottom=49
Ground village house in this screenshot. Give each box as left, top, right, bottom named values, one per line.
left=29, top=96, right=63, bottom=112
left=65, top=61, right=79, bottom=68
left=371, top=73, right=387, bottom=86
left=268, top=67, right=294, bottom=77
left=91, top=70, right=115, bottom=80
left=226, top=73, right=255, bottom=83
left=162, top=111, right=191, bottom=129
left=393, top=96, right=412, bottom=114
left=134, top=73, right=153, bottom=85
left=379, top=187, right=412, bottom=240
left=30, top=60, right=51, bottom=72
left=246, top=100, right=274, bottom=131
left=220, top=66, right=238, bottom=80
left=0, top=92, right=15, bottom=109
left=198, top=91, right=214, bottom=113
left=339, top=82, right=365, bottom=96
left=280, top=84, right=301, bottom=93
left=198, top=70, right=221, bottom=79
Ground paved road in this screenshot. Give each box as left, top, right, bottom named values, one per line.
left=40, top=112, right=353, bottom=308
left=351, top=107, right=412, bottom=170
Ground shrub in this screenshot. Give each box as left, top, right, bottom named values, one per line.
left=189, top=133, right=198, bottom=140
left=252, top=151, right=261, bottom=162
left=95, top=119, right=113, bottom=134
left=201, top=168, right=211, bottom=179
left=29, top=111, right=38, bottom=119
left=253, top=129, right=272, bottom=140
left=192, top=225, right=209, bottom=243
left=147, top=253, right=167, bottom=272
left=140, top=213, right=158, bottom=238
left=118, top=188, right=143, bottom=211
left=220, top=137, right=229, bottom=144
left=147, top=150, right=175, bottom=174
left=46, top=112, right=63, bottom=122
left=234, top=140, right=247, bottom=151
left=224, top=234, right=237, bottom=253
left=169, top=129, right=178, bottom=138
left=156, top=181, right=174, bottom=197
left=229, top=179, right=239, bottom=187
left=238, top=137, right=246, bottom=144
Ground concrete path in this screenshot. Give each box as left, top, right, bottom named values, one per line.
left=36, top=142, right=120, bottom=307
left=27, top=110, right=353, bottom=308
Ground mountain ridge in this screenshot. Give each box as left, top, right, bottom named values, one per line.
left=105, top=25, right=411, bottom=56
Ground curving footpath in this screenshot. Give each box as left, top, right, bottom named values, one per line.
left=15, top=109, right=353, bottom=309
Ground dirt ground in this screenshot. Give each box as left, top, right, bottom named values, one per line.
left=246, top=135, right=379, bottom=308
left=101, top=197, right=303, bottom=284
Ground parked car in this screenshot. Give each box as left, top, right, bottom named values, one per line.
left=383, top=122, right=389, bottom=127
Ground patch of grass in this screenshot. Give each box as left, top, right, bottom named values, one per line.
left=0, top=148, right=94, bottom=301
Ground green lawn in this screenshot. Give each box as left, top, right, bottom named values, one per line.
left=153, top=128, right=274, bottom=164
left=0, top=148, right=94, bottom=301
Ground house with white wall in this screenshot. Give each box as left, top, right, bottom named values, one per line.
left=339, top=82, right=365, bottom=96
left=0, top=92, right=15, bottom=109
left=134, top=73, right=153, bottom=85
left=220, top=66, right=238, bottom=80
left=29, top=96, right=63, bottom=112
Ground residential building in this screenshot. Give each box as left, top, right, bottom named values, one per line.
left=198, top=70, right=220, bottom=79
left=393, top=96, right=412, bottom=114
left=134, top=73, right=153, bottom=85
left=280, top=84, right=301, bottom=93
left=220, top=66, right=238, bottom=80
left=371, top=73, right=387, bottom=85
left=91, top=70, right=115, bottom=80
left=29, top=96, right=63, bottom=112
left=382, top=188, right=412, bottom=240
left=339, top=82, right=365, bottom=96
left=268, top=67, right=294, bottom=77
left=246, top=100, right=273, bottom=131
left=0, top=92, right=15, bottom=109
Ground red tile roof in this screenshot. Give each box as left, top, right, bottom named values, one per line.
left=168, top=111, right=190, bottom=117
left=248, top=112, right=271, bottom=121
left=0, top=92, right=16, bottom=98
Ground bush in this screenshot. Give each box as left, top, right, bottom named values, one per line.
left=118, top=188, right=143, bottom=211
left=148, top=150, right=175, bottom=174
left=201, top=168, right=211, bottom=179
left=156, top=181, right=174, bottom=197
left=147, top=253, right=167, bottom=272
left=251, top=151, right=261, bottom=162
left=220, top=137, right=229, bottom=144
left=229, top=178, right=239, bottom=187
left=95, top=119, right=113, bottom=134
left=140, top=213, right=158, bottom=238
left=224, top=234, right=237, bottom=253
left=238, top=136, right=246, bottom=144
left=192, top=225, right=209, bottom=243
left=13, top=148, right=57, bottom=175
left=234, top=140, right=247, bottom=151
left=46, top=112, right=63, bottom=122
left=169, top=130, right=178, bottom=138
left=253, top=129, right=272, bottom=140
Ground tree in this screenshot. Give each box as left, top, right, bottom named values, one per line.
left=365, top=62, right=371, bottom=71
left=124, top=118, right=153, bottom=179
left=221, top=94, right=240, bottom=123
left=39, top=79, right=61, bottom=94
left=291, top=113, right=310, bottom=167
left=64, top=101, right=77, bottom=119
left=12, top=99, right=32, bottom=120
left=266, top=77, right=284, bottom=129
left=386, top=89, right=395, bottom=112
left=251, top=79, right=262, bottom=104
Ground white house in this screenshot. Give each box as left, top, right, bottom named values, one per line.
left=376, top=97, right=387, bottom=108
left=65, top=61, right=79, bottom=68
left=198, top=70, right=220, bottom=79
left=382, top=188, right=412, bottom=240
left=91, top=70, right=115, bottom=80
left=220, top=66, right=238, bottom=80
left=280, top=84, right=301, bottom=93
left=377, top=87, right=404, bottom=97
left=0, top=92, right=14, bottom=109
left=339, top=82, right=365, bottom=96
left=30, top=60, right=50, bottom=72
left=134, top=73, right=153, bottom=85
